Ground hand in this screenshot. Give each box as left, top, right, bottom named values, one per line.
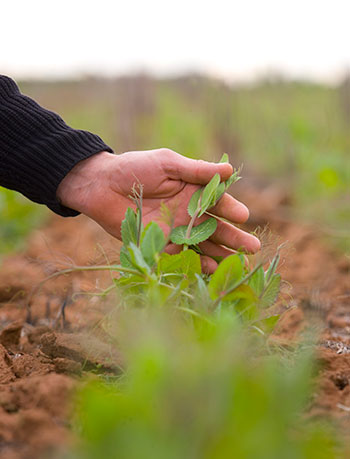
left=57, top=149, right=260, bottom=273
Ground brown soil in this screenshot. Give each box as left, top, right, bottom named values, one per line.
left=0, top=189, right=349, bottom=458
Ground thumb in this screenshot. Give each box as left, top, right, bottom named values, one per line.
left=168, top=154, right=234, bottom=185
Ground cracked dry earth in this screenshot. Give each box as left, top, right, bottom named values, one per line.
left=0, top=187, right=349, bottom=458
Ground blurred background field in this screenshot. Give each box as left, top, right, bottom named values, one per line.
left=1, top=74, right=349, bottom=255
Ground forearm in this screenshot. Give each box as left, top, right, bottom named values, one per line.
left=0, top=75, right=113, bottom=216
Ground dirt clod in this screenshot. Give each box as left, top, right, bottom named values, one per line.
left=0, top=321, right=23, bottom=351
left=40, top=330, right=122, bottom=372
left=0, top=344, right=15, bottom=384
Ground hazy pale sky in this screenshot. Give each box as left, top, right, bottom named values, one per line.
left=1, top=0, right=349, bottom=82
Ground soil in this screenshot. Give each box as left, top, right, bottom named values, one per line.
left=0, top=187, right=349, bottom=458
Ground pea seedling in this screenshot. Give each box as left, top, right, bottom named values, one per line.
left=115, top=154, right=281, bottom=334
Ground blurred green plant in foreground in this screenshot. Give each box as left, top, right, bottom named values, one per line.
left=67, top=310, right=339, bottom=459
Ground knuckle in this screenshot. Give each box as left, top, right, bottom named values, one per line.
left=160, top=149, right=181, bottom=175
left=158, top=147, right=175, bottom=158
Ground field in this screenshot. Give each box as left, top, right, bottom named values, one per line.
left=0, top=75, right=349, bottom=458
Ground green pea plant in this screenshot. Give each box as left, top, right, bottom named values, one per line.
left=29, top=155, right=282, bottom=334
left=115, top=153, right=282, bottom=334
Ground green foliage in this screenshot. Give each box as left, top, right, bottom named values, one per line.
left=170, top=218, right=217, bottom=245
left=0, top=187, right=47, bottom=257
left=120, top=207, right=138, bottom=247
left=114, top=181, right=281, bottom=330
left=158, top=250, right=201, bottom=283
left=208, top=255, right=244, bottom=300
left=199, top=172, right=221, bottom=217
left=140, top=86, right=215, bottom=159
left=140, top=222, right=165, bottom=266
left=171, top=156, right=241, bottom=248
left=202, top=81, right=349, bottom=241
left=248, top=252, right=282, bottom=311
left=69, top=311, right=339, bottom=459
left=127, top=243, right=151, bottom=275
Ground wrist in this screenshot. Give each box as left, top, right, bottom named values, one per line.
left=56, top=151, right=116, bottom=213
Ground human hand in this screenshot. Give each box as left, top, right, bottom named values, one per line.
left=57, top=149, right=260, bottom=273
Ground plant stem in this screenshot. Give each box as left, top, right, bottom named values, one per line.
left=27, top=264, right=142, bottom=313
left=185, top=193, right=203, bottom=240
left=175, top=306, right=214, bottom=324
left=157, top=282, right=195, bottom=300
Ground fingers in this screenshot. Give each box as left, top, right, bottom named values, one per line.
left=163, top=151, right=233, bottom=185
left=200, top=256, right=218, bottom=274
left=209, top=193, right=249, bottom=224
left=210, top=219, right=261, bottom=253
left=197, top=240, right=236, bottom=258
left=197, top=241, right=237, bottom=274
left=164, top=244, right=182, bottom=255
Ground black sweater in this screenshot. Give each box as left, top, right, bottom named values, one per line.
left=0, top=75, right=113, bottom=216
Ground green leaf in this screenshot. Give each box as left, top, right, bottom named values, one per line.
left=119, top=246, right=133, bottom=268
left=169, top=225, right=188, bottom=245
left=219, top=153, right=229, bottom=163
left=188, top=218, right=217, bottom=244
left=127, top=242, right=151, bottom=275
left=195, top=274, right=211, bottom=305
left=170, top=225, right=190, bottom=245
left=248, top=266, right=265, bottom=296
left=179, top=250, right=202, bottom=280
left=224, top=284, right=257, bottom=303
left=215, top=182, right=226, bottom=203
left=225, top=167, right=242, bottom=189
left=252, top=315, right=280, bottom=335
left=265, top=253, right=280, bottom=284
left=260, top=274, right=281, bottom=308
left=167, top=278, right=190, bottom=301
left=158, top=250, right=201, bottom=283
left=170, top=218, right=217, bottom=245
left=235, top=297, right=259, bottom=322
left=121, top=207, right=138, bottom=247
left=115, top=274, right=147, bottom=289
left=187, top=188, right=203, bottom=218
left=140, top=222, right=165, bottom=267
left=208, top=254, right=244, bottom=300
left=199, top=173, right=221, bottom=217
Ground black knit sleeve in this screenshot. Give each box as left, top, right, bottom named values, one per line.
left=0, top=75, right=114, bottom=216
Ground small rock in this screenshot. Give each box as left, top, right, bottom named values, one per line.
left=11, top=353, right=53, bottom=378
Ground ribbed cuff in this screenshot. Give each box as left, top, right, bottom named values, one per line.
left=43, top=130, right=114, bottom=217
